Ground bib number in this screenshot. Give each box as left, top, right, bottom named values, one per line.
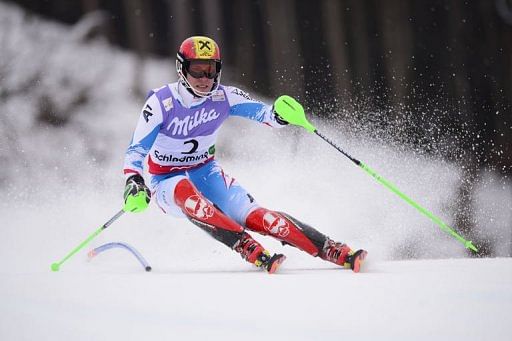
left=182, top=139, right=199, bottom=154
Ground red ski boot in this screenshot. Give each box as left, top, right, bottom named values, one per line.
left=345, top=249, right=368, bottom=273
left=320, top=240, right=367, bottom=273
left=234, top=233, right=286, bottom=274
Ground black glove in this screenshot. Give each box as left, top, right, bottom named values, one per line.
left=273, top=106, right=289, bottom=125
left=123, top=174, right=151, bottom=213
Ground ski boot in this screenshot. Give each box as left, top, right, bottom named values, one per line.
left=320, top=239, right=367, bottom=273
left=235, top=233, right=286, bottom=274
left=345, top=249, right=368, bottom=273
left=256, top=250, right=287, bottom=274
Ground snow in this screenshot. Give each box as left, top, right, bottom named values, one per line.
left=1, top=3, right=511, bottom=340
left=1, top=257, right=511, bottom=340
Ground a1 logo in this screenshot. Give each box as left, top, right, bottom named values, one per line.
left=143, top=104, right=153, bottom=122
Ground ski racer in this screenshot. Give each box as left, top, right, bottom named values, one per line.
left=123, top=36, right=367, bottom=273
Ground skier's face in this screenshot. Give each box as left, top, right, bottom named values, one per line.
left=187, top=73, right=214, bottom=94
left=186, top=60, right=216, bottom=93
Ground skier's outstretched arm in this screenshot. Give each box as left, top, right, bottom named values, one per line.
left=225, top=86, right=288, bottom=128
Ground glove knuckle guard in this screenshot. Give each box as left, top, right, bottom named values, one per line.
left=124, top=175, right=151, bottom=212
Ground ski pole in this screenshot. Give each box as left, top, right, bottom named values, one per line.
left=50, top=209, right=126, bottom=272
left=274, top=95, right=478, bottom=253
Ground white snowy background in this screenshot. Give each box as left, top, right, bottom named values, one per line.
left=1, top=3, right=511, bottom=340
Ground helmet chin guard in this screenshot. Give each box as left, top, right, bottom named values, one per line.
left=176, top=36, right=222, bottom=98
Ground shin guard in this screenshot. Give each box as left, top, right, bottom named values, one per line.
left=174, top=178, right=244, bottom=248
left=245, top=208, right=328, bottom=256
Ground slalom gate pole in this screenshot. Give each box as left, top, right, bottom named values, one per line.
left=274, top=95, right=478, bottom=253
left=88, top=242, right=152, bottom=272
left=51, top=209, right=126, bottom=272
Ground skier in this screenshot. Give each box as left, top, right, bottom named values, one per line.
left=123, top=36, right=367, bottom=273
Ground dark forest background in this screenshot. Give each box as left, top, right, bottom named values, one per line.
left=7, top=0, right=512, bottom=256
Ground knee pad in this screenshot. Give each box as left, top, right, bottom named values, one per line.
left=174, top=178, right=244, bottom=234
left=153, top=175, right=188, bottom=217
left=245, top=208, right=327, bottom=256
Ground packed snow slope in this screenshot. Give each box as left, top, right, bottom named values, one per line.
left=1, top=3, right=511, bottom=340
left=1, top=255, right=511, bottom=340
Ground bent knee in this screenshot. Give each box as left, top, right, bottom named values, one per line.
left=153, top=175, right=188, bottom=218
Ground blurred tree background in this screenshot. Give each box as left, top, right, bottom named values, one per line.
left=7, top=0, right=512, bottom=256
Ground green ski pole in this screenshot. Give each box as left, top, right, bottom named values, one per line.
left=50, top=209, right=126, bottom=272
left=274, top=95, right=478, bottom=253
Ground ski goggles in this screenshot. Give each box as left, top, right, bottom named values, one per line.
left=186, top=59, right=221, bottom=79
